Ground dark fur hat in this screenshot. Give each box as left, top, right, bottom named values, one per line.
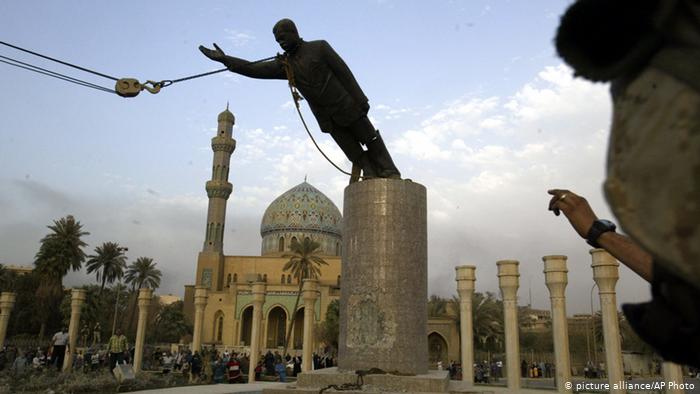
left=555, top=0, right=667, bottom=82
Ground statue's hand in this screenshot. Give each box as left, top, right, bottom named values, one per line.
left=199, top=43, right=226, bottom=62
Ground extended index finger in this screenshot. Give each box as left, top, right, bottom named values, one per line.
left=547, top=189, right=568, bottom=196
left=213, top=43, right=225, bottom=54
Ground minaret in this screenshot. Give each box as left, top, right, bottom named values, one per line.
left=203, top=105, right=235, bottom=252
left=196, top=105, right=235, bottom=291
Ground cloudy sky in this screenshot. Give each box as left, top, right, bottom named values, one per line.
left=0, top=1, right=650, bottom=314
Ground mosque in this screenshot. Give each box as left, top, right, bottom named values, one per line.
left=183, top=107, right=458, bottom=363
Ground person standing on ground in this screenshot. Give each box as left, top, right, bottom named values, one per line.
left=50, top=327, right=69, bottom=370
left=107, top=328, right=128, bottom=372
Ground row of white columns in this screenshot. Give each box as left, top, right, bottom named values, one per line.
left=455, top=249, right=685, bottom=393
left=0, top=288, right=154, bottom=373
left=58, top=288, right=154, bottom=373
left=0, top=289, right=156, bottom=373
left=191, top=278, right=320, bottom=382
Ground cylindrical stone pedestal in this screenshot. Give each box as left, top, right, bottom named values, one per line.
left=192, top=286, right=208, bottom=353
left=0, top=292, right=16, bottom=348
left=543, top=255, right=572, bottom=393
left=302, top=279, right=319, bottom=372
left=339, top=179, right=427, bottom=375
left=662, top=362, right=685, bottom=394
left=590, top=249, right=624, bottom=394
left=249, top=281, right=266, bottom=383
left=133, top=288, right=153, bottom=372
left=497, top=260, right=521, bottom=391
left=455, top=265, right=476, bottom=384
left=64, top=289, right=86, bottom=371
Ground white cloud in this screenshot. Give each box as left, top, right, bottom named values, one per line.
left=223, top=29, right=256, bottom=47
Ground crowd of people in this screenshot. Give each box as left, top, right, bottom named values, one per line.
left=0, top=326, right=134, bottom=376
left=520, top=359, right=555, bottom=379
left=143, top=347, right=335, bottom=384
left=0, top=333, right=337, bottom=385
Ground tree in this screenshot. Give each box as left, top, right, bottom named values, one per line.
left=124, top=257, right=162, bottom=335
left=318, top=299, right=340, bottom=351
left=124, top=257, right=162, bottom=290
left=85, top=242, right=127, bottom=295
left=0, top=265, right=17, bottom=292
left=472, top=292, right=504, bottom=352
left=428, top=294, right=450, bottom=318
left=150, top=301, right=192, bottom=344
left=34, top=215, right=89, bottom=337
left=281, top=238, right=328, bottom=355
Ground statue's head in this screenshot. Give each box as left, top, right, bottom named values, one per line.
left=273, top=18, right=301, bottom=53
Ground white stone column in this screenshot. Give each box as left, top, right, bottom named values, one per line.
left=192, top=286, right=209, bottom=353
left=133, top=288, right=153, bottom=372
left=0, top=292, right=16, bottom=348
left=63, top=289, right=86, bottom=372
left=662, top=362, right=685, bottom=394
left=590, top=249, right=624, bottom=394
left=455, top=265, right=476, bottom=385
left=543, top=255, right=572, bottom=393
left=302, top=279, right=319, bottom=372
left=248, top=281, right=266, bottom=383
left=497, top=260, right=521, bottom=391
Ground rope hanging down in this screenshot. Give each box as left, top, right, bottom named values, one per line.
left=279, top=53, right=354, bottom=178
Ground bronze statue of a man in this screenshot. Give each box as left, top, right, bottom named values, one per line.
left=200, top=18, right=400, bottom=180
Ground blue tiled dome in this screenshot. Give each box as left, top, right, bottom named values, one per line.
left=260, top=182, right=342, bottom=237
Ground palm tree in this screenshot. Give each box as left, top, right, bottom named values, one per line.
left=0, top=265, right=17, bottom=292
left=281, top=238, right=328, bottom=355
left=34, top=215, right=89, bottom=337
left=85, top=242, right=127, bottom=295
left=472, top=292, right=504, bottom=351
left=428, top=294, right=449, bottom=318
left=125, top=257, right=162, bottom=290
left=124, top=257, right=162, bottom=334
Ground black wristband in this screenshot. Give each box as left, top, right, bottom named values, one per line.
left=586, top=219, right=617, bottom=248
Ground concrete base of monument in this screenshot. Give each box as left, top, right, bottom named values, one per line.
left=261, top=367, right=505, bottom=394
left=260, top=369, right=549, bottom=394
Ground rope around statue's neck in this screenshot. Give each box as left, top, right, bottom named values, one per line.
left=279, top=54, right=359, bottom=179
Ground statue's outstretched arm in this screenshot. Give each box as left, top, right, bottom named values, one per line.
left=221, top=55, right=286, bottom=80
left=199, top=44, right=285, bottom=80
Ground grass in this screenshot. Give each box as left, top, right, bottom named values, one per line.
left=0, top=369, right=191, bottom=393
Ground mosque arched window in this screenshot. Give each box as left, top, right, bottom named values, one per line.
left=233, top=273, right=238, bottom=283
left=291, top=236, right=298, bottom=246
left=304, top=237, right=310, bottom=244
left=278, top=237, right=285, bottom=252
left=281, top=274, right=285, bottom=284
left=337, top=275, right=341, bottom=287
left=227, top=274, right=232, bottom=287
left=335, top=242, right=340, bottom=256
left=213, top=311, right=224, bottom=343
left=263, top=274, right=268, bottom=282
left=287, top=275, right=292, bottom=284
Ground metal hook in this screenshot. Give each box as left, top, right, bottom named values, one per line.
left=141, top=80, right=162, bottom=94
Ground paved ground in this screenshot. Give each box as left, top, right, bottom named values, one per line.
left=128, top=381, right=288, bottom=394
left=130, top=377, right=700, bottom=394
